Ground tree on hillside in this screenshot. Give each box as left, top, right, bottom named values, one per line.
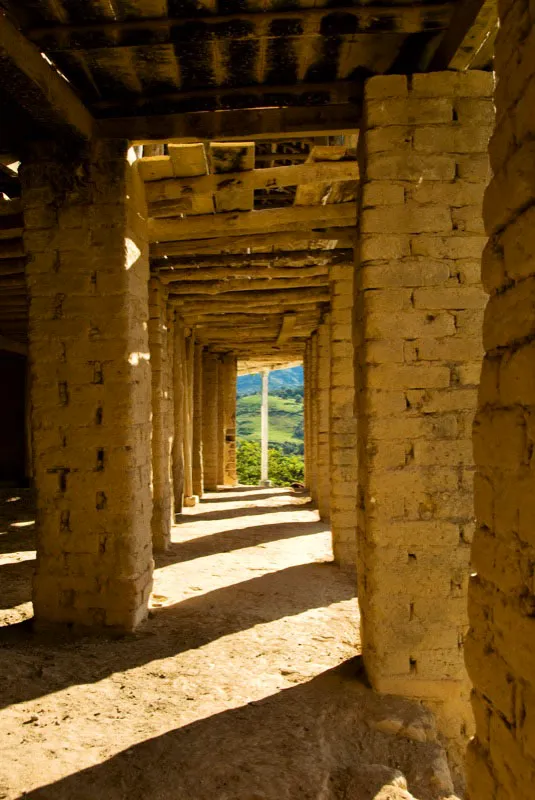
left=236, top=441, right=304, bottom=487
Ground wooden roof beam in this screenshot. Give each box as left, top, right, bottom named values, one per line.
left=277, top=314, right=297, bottom=346
left=150, top=229, right=356, bottom=257
left=0, top=11, right=94, bottom=143
left=26, top=4, right=454, bottom=50
left=426, top=0, right=488, bottom=71
left=151, top=250, right=353, bottom=269
left=149, top=202, right=356, bottom=243
left=98, top=104, right=360, bottom=146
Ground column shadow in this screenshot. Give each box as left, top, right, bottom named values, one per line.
left=20, top=658, right=447, bottom=800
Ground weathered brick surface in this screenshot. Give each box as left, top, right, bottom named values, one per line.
left=192, top=342, right=204, bottom=498
left=148, top=278, right=173, bottom=551
left=316, top=316, right=331, bottom=521
left=220, top=354, right=237, bottom=486
left=22, top=140, right=153, bottom=631
left=467, top=4, right=535, bottom=798
left=172, top=316, right=186, bottom=514
left=309, top=334, right=319, bottom=505
left=356, top=72, right=493, bottom=762
left=202, top=351, right=219, bottom=491
left=183, top=333, right=196, bottom=504
left=330, top=262, right=357, bottom=568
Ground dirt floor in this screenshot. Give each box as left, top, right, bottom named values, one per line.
left=0, top=487, right=459, bottom=800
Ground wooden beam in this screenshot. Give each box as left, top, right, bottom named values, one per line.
left=27, top=4, right=453, bottom=49
left=149, top=202, right=356, bottom=243
left=98, top=104, right=360, bottom=145
left=427, top=0, right=487, bottom=70
left=158, top=265, right=329, bottom=283
left=0, top=333, right=27, bottom=355
left=146, top=160, right=359, bottom=212
left=165, top=275, right=329, bottom=294
left=0, top=11, right=94, bottom=142
left=150, top=229, right=356, bottom=257
left=277, top=314, right=297, bottom=346
left=151, top=250, right=353, bottom=269
left=449, top=0, right=498, bottom=70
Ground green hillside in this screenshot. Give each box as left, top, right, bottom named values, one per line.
left=237, top=390, right=304, bottom=454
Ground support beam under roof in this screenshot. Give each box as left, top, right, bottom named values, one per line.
left=98, top=104, right=360, bottom=145
left=0, top=11, right=94, bottom=143
left=427, top=0, right=489, bottom=70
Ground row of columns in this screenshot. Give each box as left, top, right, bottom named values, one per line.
left=20, top=57, right=522, bottom=795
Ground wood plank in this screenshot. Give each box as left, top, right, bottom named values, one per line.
left=0, top=11, right=94, bottom=142
left=150, top=229, right=356, bottom=257
left=164, top=275, right=328, bottom=294
left=27, top=5, right=453, bottom=49
left=158, top=265, right=329, bottom=283
left=168, top=143, right=213, bottom=216
left=427, top=0, right=488, bottom=70
left=448, top=0, right=498, bottom=70
left=209, top=142, right=255, bottom=213
left=98, top=103, right=360, bottom=145
left=277, top=313, right=297, bottom=345
left=149, top=202, right=356, bottom=243
left=145, top=160, right=359, bottom=208
left=151, top=250, right=352, bottom=269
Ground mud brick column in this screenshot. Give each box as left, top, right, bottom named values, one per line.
left=192, top=342, right=204, bottom=498
left=356, top=71, right=493, bottom=762
left=172, top=315, right=186, bottom=515
left=202, top=351, right=219, bottom=492
left=148, top=278, right=172, bottom=551
left=21, top=140, right=153, bottom=631
left=183, top=332, right=196, bottom=507
left=316, top=314, right=331, bottom=521
left=303, top=343, right=311, bottom=490
left=217, top=357, right=225, bottom=487
left=466, top=5, right=535, bottom=797
left=221, top=354, right=237, bottom=486
left=329, top=260, right=358, bottom=569
left=309, top=333, right=319, bottom=504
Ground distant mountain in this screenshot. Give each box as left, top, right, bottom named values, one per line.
left=237, top=365, right=303, bottom=396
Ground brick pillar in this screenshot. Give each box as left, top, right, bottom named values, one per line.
left=303, top=343, right=312, bottom=492
left=148, top=278, right=172, bottom=551
left=221, top=354, right=237, bottom=485
left=316, top=315, right=331, bottom=521
left=467, top=5, right=535, bottom=798
left=21, top=140, right=153, bottom=631
left=217, top=358, right=225, bottom=487
left=183, top=332, right=196, bottom=507
left=357, top=72, right=493, bottom=761
left=192, top=342, right=204, bottom=498
left=172, top=315, right=186, bottom=515
left=330, top=260, right=358, bottom=569
left=309, top=333, right=319, bottom=504
left=202, top=351, right=219, bottom=492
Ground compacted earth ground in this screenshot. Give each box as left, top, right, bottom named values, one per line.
left=0, top=487, right=459, bottom=800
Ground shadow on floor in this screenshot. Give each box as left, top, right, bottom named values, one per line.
left=156, top=517, right=328, bottom=568
left=178, top=501, right=313, bottom=524
left=20, top=658, right=446, bottom=800
left=0, top=561, right=353, bottom=711
left=198, top=489, right=292, bottom=504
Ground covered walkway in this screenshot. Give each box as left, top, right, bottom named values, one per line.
left=0, top=487, right=454, bottom=799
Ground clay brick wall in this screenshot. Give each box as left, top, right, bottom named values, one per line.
left=192, top=342, right=204, bottom=498
left=148, top=277, right=173, bottom=551
left=303, top=346, right=312, bottom=490
left=172, top=316, right=186, bottom=514
left=221, top=354, right=237, bottom=486
left=316, top=316, right=331, bottom=521
left=21, top=140, right=153, bottom=630
left=183, top=333, right=195, bottom=504
left=356, top=71, right=493, bottom=759
left=330, top=261, right=358, bottom=569
left=466, top=5, right=535, bottom=798
left=202, top=351, right=219, bottom=491
left=309, top=334, right=319, bottom=505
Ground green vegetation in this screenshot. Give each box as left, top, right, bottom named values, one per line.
left=236, top=441, right=305, bottom=487
left=236, top=380, right=305, bottom=486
